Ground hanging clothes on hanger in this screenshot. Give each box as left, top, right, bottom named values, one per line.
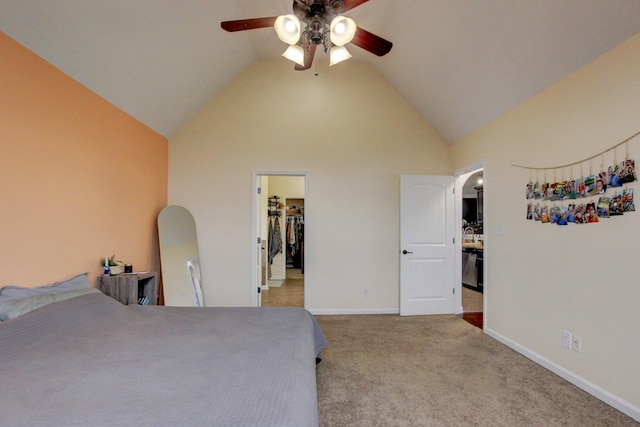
left=268, top=217, right=275, bottom=265
left=285, top=215, right=304, bottom=268
left=273, top=215, right=282, bottom=259
left=268, top=215, right=283, bottom=265
left=287, top=216, right=296, bottom=253
left=267, top=196, right=283, bottom=265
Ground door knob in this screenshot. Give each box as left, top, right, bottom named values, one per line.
left=402, top=250, right=413, bottom=255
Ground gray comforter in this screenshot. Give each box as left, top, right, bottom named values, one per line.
left=0, top=291, right=327, bottom=426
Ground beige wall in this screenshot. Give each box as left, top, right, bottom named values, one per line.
left=452, top=33, right=640, bottom=413
left=0, top=32, right=168, bottom=287
left=169, top=58, right=450, bottom=310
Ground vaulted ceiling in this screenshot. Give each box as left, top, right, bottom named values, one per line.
left=2, top=1, right=640, bottom=143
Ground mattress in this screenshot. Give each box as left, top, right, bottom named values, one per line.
left=0, top=291, right=327, bottom=426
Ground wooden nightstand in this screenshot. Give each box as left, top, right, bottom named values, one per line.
left=97, top=272, right=158, bottom=305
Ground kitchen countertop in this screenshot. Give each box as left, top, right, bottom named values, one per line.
left=462, top=242, right=483, bottom=249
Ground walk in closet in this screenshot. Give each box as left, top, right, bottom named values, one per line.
left=285, top=198, right=304, bottom=273
left=258, top=174, right=306, bottom=308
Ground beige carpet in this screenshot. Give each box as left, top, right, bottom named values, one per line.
left=315, top=314, right=637, bottom=427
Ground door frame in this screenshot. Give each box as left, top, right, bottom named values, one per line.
left=250, top=170, right=309, bottom=308
left=453, top=160, right=487, bottom=323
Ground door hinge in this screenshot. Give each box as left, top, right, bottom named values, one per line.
left=257, top=287, right=261, bottom=294
left=453, top=288, right=455, bottom=294
left=257, top=187, right=262, bottom=195
left=453, top=237, right=455, bottom=244
left=257, top=237, right=261, bottom=244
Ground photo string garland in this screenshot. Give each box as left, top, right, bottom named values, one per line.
left=513, top=130, right=639, bottom=225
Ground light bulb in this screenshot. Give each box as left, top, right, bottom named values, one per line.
left=282, top=45, right=305, bottom=66
left=274, top=15, right=301, bottom=45
left=330, top=16, right=356, bottom=46
left=285, top=20, right=297, bottom=33
left=329, top=45, right=352, bottom=66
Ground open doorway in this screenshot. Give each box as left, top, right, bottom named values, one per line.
left=254, top=174, right=306, bottom=308
left=459, top=168, right=484, bottom=328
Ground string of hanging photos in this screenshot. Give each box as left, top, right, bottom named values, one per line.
left=513, top=130, right=638, bottom=225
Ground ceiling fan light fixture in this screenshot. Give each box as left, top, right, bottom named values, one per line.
left=282, top=44, right=305, bottom=66
left=329, top=45, right=352, bottom=66
left=222, top=1, right=391, bottom=71
left=330, top=16, right=356, bottom=46
left=274, top=14, right=301, bottom=45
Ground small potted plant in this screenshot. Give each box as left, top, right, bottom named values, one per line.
left=102, top=255, right=125, bottom=275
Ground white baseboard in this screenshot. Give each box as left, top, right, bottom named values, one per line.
left=485, top=327, right=640, bottom=422
left=309, top=308, right=399, bottom=315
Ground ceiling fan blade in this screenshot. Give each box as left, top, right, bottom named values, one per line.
left=295, top=43, right=317, bottom=71
left=351, top=27, right=393, bottom=56
left=342, top=0, right=370, bottom=12
left=221, top=17, right=278, bottom=32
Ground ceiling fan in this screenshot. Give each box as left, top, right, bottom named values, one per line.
left=221, top=0, right=392, bottom=71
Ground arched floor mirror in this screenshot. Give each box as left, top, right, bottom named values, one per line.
left=158, top=205, right=204, bottom=307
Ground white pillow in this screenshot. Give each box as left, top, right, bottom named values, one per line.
left=0, top=273, right=90, bottom=302
left=0, top=288, right=100, bottom=321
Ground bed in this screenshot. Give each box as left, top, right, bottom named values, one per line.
left=0, top=274, right=327, bottom=426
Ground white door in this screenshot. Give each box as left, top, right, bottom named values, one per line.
left=400, top=175, right=456, bottom=316
left=256, top=175, right=263, bottom=307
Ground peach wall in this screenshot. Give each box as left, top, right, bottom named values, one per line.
left=0, top=32, right=168, bottom=287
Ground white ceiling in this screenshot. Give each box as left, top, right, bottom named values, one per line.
left=2, top=1, right=640, bottom=143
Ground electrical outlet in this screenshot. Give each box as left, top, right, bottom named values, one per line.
left=562, top=330, right=572, bottom=348
left=572, top=335, right=582, bottom=352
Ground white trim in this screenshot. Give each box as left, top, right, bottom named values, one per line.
left=453, top=160, right=487, bottom=327
left=486, top=327, right=640, bottom=422
left=309, top=308, right=399, bottom=316
left=251, top=171, right=309, bottom=308
left=453, top=160, right=486, bottom=177
left=251, top=173, right=259, bottom=307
